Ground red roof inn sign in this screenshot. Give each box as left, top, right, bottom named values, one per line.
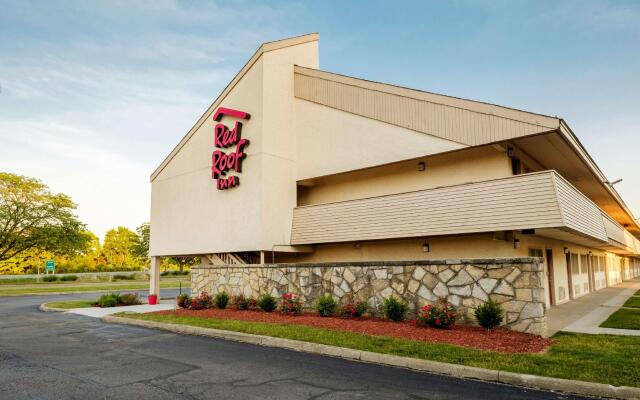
left=211, top=107, right=250, bottom=190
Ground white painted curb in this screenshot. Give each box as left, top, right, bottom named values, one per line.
left=102, top=315, right=640, bottom=399
left=39, top=303, right=67, bottom=312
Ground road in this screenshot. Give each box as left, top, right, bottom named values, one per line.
left=0, top=293, right=592, bottom=400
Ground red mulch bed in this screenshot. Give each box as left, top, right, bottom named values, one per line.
left=153, top=308, right=553, bottom=353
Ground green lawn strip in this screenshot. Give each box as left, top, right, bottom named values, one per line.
left=45, top=300, right=95, bottom=309
left=601, top=308, right=640, bottom=330
left=0, top=281, right=183, bottom=296
left=624, top=296, right=640, bottom=308
left=119, top=313, right=640, bottom=388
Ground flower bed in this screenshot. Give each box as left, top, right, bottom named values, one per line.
left=153, top=308, right=552, bottom=353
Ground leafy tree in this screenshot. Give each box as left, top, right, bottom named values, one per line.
left=0, top=172, right=89, bottom=264
left=131, top=222, right=150, bottom=263
left=169, top=256, right=200, bottom=272
left=102, top=226, right=137, bottom=267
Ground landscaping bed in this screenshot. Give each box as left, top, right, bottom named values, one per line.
left=153, top=308, right=551, bottom=353
left=43, top=293, right=142, bottom=310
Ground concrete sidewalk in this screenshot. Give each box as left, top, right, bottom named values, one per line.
left=547, top=279, right=640, bottom=336
left=65, top=300, right=175, bottom=318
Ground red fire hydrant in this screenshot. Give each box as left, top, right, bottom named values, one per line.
left=148, top=294, right=158, bottom=305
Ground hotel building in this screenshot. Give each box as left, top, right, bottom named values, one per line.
left=149, top=34, right=640, bottom=335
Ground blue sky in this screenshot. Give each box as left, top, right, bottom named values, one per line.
left=1, top=0, right=639, bottom=239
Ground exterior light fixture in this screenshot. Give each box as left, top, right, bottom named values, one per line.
left=513, top=238, right=520, bottom=249
left=604, top=178, right=623, bottom=186
left=507, top=147, right=514, bottom=157
left=422, top=241, right=430, bottom=253
left=418, top=162, right=426, bottom=171
left=563, top=247, right=569, bottom=254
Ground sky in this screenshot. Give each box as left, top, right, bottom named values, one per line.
left=1, top=0, right=639, bottom=240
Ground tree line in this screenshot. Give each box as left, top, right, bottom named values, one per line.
left=0, top=172, right=194, bottom=275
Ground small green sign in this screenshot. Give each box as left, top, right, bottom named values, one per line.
left=45, top=260, right=55, bottom=272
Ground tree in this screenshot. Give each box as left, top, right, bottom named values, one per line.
left=102, top=227, right=137, bottom=268
left=169, top=256, right=200, bottom=272
left=0, top=172, right=89, bottom=264
left=131, top=222, right=150, bottom=263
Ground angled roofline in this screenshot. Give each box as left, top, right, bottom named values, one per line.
left=293, top=65, right=560, bottom=129
left=150, top=33, right=319, bottom=182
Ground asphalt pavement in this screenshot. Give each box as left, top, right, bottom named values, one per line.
left=0, top=292, right=594, bottom=400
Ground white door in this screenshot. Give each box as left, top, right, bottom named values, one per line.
left=570, top=253, right=590, bottom=298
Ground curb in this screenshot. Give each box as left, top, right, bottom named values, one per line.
left=102, top=315, right=640, bottom=399
left=39, top=303, right=68, bottom=312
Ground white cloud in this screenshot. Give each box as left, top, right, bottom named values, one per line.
left=0, top=0, right=294, bottom=239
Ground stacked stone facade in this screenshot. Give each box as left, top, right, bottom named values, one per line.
left=191, top=258, right=547, bottom=336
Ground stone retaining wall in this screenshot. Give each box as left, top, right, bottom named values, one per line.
left=191, top=258, right=547, bottom=336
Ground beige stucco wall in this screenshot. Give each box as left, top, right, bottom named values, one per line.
left=277, top=234, right=521, bottom=264
left=150, top=39, right=318, bottom=256
left=294, top=98, right=467, bottom=181
left=298, top=146, right=511, bottom=206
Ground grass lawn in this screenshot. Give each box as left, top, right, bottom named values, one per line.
left=0, top=281, right=185, bottom=296
left=624, top=296, right=640, bottom=308
left=121, top=312, right=640, bottom=388
left=600, top=308, right=640, bottom=330
left=636, top=289, right=640, bottom=296
left=45, top=300, right=95, bottom=309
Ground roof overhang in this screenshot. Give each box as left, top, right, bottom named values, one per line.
left=504, top=124, right=640, bottom=239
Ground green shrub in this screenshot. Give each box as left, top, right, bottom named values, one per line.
left=161, top=270, right=190, bottom=276
left=315, top=295, right=337, bottom=317
left=119, top=293, right=141, bottom=306
left=42, top=275, right=59, bottom=282
left=113, top=274, right=135, bottom=280
left=383, top=296, right=408, bottom=322
left=214, top=292, right=230, bottom=309
left=257, top=294, right=277, bottom=312
left=341, top=301, right=368, bottom=318
left=475, top=300, right=504, bottom=330
left=60, top=275, right=78, bottom=281
left=417, top=299, right=458, bottom=329
left=232, top=294, right=256, bottom=310
left=177, top=294, right=191, bottom=308
left=97, top=293, right=120, bottom=308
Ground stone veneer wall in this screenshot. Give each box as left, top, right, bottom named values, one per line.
left=191, top=258, right=547, bottom=336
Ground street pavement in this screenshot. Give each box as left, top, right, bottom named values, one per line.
left=0, top=292, right=593, bottom=400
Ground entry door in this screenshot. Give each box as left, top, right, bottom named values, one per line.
left=570, top=253, right=590, bottom=298
left=579, top=254, right=590, bottom=295
left=546, top=249, right=555, bottom=306
left=594, top=256, right=606, bottom=290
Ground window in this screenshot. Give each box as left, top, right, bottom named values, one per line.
left=528, top=248, right=543, bottom=258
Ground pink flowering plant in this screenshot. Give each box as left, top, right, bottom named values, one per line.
left=189, top=291, right=213, bottom=310
left=232, top=294, right=257, bottom=310
left=279, top=292, right=303, bottom=315
left=341, top=301, right=368, bottom=318
left=417, top=299, right=458, bottom=329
